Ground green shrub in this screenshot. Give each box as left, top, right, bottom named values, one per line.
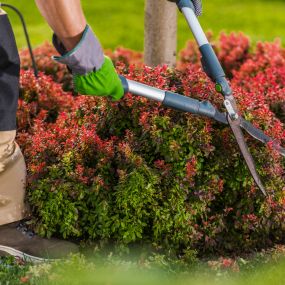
left=17, top=34, right=285, bottom=257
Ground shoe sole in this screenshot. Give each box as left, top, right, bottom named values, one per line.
left=0, top=245, right=54, bottom=263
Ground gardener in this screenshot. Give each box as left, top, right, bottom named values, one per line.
left=0, top=0, right=201, bottom=260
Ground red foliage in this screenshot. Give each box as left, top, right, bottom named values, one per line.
left=17, top=69, right=75, bottom=131
left=218, top=32, right=250, bottom=77
left=17, top=33, right=285, bottom=254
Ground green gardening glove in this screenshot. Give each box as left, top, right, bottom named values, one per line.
left=52, top=25, right=124, bottom=101
left=73, top=56, right=124, bottom=101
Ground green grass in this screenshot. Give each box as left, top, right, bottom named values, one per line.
left=2, top=0, right=285, bottom=51
left=2, top=252, right=285, bottom=285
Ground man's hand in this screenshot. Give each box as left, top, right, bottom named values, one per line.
left=52, top=25, right=124, bottom=101
left=168, top=0, right=202, bottom=16
left=73, top=56, right=124, bottom=101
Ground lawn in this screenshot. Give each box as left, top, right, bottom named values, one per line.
left=3, top=0, right=285, bottom=51
left=2, top=247, right=285, bottom=285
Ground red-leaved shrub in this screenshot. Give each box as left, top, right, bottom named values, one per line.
left=17, top=33, right=285, bottom=256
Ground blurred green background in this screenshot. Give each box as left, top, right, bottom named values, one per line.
left=2, top=0, right=285, bottom=51
left=3, top=0, right=285, bottom=51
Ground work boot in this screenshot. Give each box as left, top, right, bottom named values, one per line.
left=0, top=131, right=79, bottom=261
left=0, top=221, right=79, bottom=262
left=0, top=131, right=27, bottom=225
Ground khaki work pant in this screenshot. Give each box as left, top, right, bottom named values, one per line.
left=0, top=132, right=26, bottom=226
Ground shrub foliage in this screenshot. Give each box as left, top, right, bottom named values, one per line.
left=18, top=33, right=285, bottom=255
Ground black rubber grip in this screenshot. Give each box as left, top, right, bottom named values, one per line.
left=163, top=91, right=217, bottom=119
left=200, top=44, right=225, bottom=82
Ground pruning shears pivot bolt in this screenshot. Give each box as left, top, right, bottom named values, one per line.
left=224, top=100, right=239, bottom=120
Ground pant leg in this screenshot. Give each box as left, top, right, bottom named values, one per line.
left=0, top=10, right=26, bottom=225
left=0, top=10, right=20, bottom=131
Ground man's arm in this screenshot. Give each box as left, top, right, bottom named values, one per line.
left=35, top=0, right=86, bottom=51
left=34, top=0, right=124, bottom=101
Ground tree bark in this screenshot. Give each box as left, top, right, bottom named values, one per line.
left=144, top=0, right=177, bottom=67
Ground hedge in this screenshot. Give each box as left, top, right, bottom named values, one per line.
left=18, top=32, right=285, bottom=256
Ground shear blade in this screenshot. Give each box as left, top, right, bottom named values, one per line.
left=214, top=112, right=285, bottom=157
left=240, top=118, right=285, bottom=157
left=228, top=116, right=267, bottom=196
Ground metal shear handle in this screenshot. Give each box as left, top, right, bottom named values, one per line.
left=178, top=0, right=268, bottom=195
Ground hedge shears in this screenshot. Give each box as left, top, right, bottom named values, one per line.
left=119, top=0, right=285, bottom=196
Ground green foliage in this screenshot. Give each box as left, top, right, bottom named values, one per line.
left=18, top=35, right=285, bottom=257
left=2, top=249, right=285, bottom=285
left=0, top=256, right=30, bottom=284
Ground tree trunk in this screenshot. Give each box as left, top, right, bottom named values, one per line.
left=144, top=0, right=177, bottom=67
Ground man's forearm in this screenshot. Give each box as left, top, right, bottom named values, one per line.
left=35, top=0, right=86, bottom=50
